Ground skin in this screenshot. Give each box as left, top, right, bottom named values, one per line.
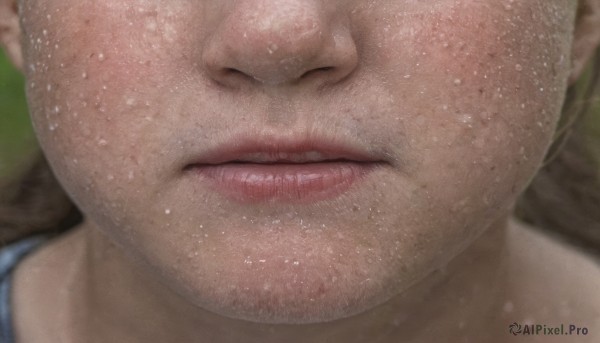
left=1, top=0, right=600, bottom=342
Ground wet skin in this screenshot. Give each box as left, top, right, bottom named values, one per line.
left=21, top=0, right=574, bottom=321
left=3, top=0, right=600, bottom=342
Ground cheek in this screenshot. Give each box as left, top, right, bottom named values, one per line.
left=353, top=1, right=574, bottom=244
left=375, top=2, right=571, bottom=167
left=21, top=1, right=198, bottom=208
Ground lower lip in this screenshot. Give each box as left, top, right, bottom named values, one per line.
left=187, top=162, right=376, bottom=203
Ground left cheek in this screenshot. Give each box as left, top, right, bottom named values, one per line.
left=380, top=7, right=570, bottom=216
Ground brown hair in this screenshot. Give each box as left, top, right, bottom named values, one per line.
left=0, top=152, right=82, bottom=244
left=1, top=43, right=600, bottom=251
left=515, top=47, right=600, bottom=255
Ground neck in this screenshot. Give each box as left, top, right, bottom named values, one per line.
left=72, top=215, right=511, bottom=343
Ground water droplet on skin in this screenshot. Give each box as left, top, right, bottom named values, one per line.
left=267, top=43, right=279, bottom=55
left=82, top=72, right=88, bottom=79
left=107, top=174, right=115, bottom=181
left=515, top=64, right=523, bottom=71
left=46, top=84, right=52, bottom=92
left=458, top=114, right=474, bottom=126
left=98, top=139, right=108, bottom=146
left=453, top=78, right=462, bottom=86
left=126, top=98, right=136, bottom=106
left=503, top=301, right=514, bottom=313
left=98, top=53, right=105, bottom=61
left=165, top=209, right=171, bottom=215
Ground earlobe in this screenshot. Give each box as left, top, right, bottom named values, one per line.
left=570, top=0, right=600, bottom=84
left=0, top=0, right=23, bottom=71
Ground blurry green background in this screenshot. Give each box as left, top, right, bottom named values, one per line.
left=0, top=49, right=35, bottom=178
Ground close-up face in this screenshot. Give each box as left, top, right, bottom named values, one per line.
left=18, top=0, right=577, bottom=324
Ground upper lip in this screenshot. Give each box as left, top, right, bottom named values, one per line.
left=186, top=133, right=385, bottom=166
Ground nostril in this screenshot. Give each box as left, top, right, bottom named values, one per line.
left=216, top=68, right=256, bottom=84
left=300, top=67, right=335, bottom=79
left=224, top=68, right=244, bottom=76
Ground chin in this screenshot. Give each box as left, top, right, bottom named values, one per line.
left=178, top=255, right=411, bottom=325
left=205, top=284, right=385, bottom=324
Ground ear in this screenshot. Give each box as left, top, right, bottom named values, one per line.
left=570, top=0, right=600, bottom=84
left=0, top=0, right=23, bottom=71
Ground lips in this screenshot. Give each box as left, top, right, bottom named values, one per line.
left=184, top=135, right=384, bottom=203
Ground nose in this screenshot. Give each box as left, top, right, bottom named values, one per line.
left=202, top=0, right=358, bottom=88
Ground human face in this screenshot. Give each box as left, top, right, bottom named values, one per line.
left=20, top=0, right=576, bottom=323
